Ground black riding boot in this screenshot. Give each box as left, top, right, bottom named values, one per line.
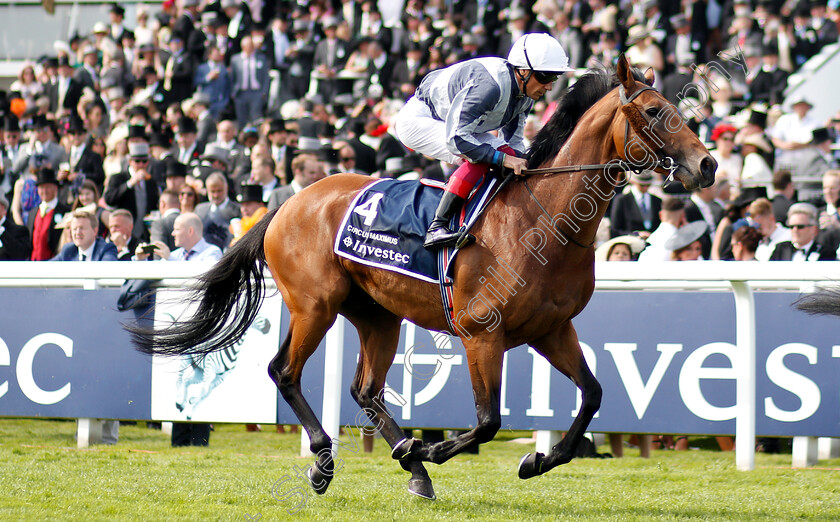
left=424, top=191, right=466, bottom=249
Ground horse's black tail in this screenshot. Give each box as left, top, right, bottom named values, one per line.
left=794, top=286, right=840, bottom=318
left=127, top=208, right=280, bottom=357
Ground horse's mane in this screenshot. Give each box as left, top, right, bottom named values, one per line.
left=527, top=64, right=648, bottom=169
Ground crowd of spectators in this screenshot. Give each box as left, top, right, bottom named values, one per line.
left=1, top=0, right=839, bottom=450
left=0, top=0, right=837, bottom=264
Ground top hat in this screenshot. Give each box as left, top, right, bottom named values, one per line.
left=178, top=116, right=197, bottom=134
left=128, top=142, right=150, bottom=159
left=632, top=169, right=655, bottom=185
left=237, top=183, right=264, bottom=203
left=811, top=127, right=832, bottom=144
left=732, top=186, right=768, bottom=208
left=201, top=144, right=230, bottom=166
left=149, top=133, right=171, bottom=148
left=165, top=160, right=187, bottom=178
left=4, top=116, right=20, bottom=133
left=297, top=136, right=323, bottom=151
left=67, top=115, right=86, bottom=134
left=747, top=109, right=768, bottom=128
left=127, top=124, right=148, bottom=140
left=670, top=14, right=689, bottom=29
left=110, top=4, right=125, bottom=16
left=293, top=20, right=310, bottom=33
left=31, top=114, right=50, bottom=129
left=665, top=221, right=708, bottom=251
left=57, top=56, right=72, bottom=69
left=321, top=16, right=340, bottom=29
left=36, top=167, right=59, bottom=186
left=189, top=91, right=211, bottom=107
left=268, top=118, right=287, bottom=134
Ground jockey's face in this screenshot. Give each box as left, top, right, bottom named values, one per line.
left=518, top=69, right=560, bottom=101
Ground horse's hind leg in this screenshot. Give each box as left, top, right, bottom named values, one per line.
left=397, top=336, right=503, bottom=465
left=268, top=311, right=340, bottom=495
left=518, top=321, right=602, bottom=479
left=345, top=309, right=436, bottom=500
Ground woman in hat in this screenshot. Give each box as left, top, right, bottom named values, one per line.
left=709, top=123, right=743, bottom=197
left=10, top=62, right=44, bottom=107
left=624, top=26, right=664, bottom=85
left=594, top=235, right=647, bottom=262
left=739, top=133, right=773, bottom=194
left=665, top=221, right=708, bottom=261
left=393, top=33, right=575, bottom=249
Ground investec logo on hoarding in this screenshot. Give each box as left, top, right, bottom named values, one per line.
left=0, top=333, right=73, bottom=405
left=379, top=333, right=828, bottom=426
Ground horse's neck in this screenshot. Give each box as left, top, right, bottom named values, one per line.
left=528, top=102, right=620, bottom=249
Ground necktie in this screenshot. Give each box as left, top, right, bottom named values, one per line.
left=249, top=56, right=259, bottom=90
left=81, top=253, right=87, bottom=261
left=184, top=250, right=195, bottom=261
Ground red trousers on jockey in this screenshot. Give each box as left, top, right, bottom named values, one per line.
left=424, top=145, right=517, bottom=249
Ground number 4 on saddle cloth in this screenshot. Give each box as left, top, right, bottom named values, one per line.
left=334, top=176, right=499, bottom=333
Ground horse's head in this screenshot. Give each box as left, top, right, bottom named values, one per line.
left=613, top=54, right=716, bottom=191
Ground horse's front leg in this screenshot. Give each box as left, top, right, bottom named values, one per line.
left=518, top=321, right=602, bottom=479
left=394, top=336, right=502, bottom=465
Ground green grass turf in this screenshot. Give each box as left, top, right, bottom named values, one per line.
left=0, top=419, right=838, bottom=521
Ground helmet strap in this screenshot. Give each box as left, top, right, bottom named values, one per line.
left=517, top=68, right=534, bottom=98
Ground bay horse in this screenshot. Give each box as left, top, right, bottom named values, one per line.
left=130, top=55, right=716, bottom=500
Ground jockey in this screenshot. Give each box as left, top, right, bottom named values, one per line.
left=394, top=33, right=575, bottom=249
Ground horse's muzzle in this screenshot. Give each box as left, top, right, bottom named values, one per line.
left=699, top=155, right=717, bottom=188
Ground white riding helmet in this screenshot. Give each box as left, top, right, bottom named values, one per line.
left=507, top=33, right=575, bottom=73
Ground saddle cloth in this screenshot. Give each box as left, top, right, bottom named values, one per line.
left=334, top=176, right=497, bottom=284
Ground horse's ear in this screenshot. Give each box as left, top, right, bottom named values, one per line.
left=616, top=54, right=634, bottom=90
left=643, top=67, right=655, bottom=86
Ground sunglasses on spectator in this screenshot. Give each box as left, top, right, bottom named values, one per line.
left=790, top=224, right=814, bottom=229
left=340, top=155, right=355, bottom=161
left=131, top=157, right=149, bottom=163
left=179, top=191, right=195, bottom=197
left=718, top=136, right=734, bottom=142
left=533, top=71, right=559, bottom=84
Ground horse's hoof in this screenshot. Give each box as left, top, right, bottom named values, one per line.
left=518, top=452, right=544, bottom=479
left=408, top=477, right=436, bottom=500
left=307, top=463, right=332, bottom=495
left=391, top=437, right=421, bottom=460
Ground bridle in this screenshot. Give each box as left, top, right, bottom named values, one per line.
left=521, top=82, right=678, bottom=248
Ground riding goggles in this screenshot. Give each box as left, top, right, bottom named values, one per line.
left=533, top=71, right=559, bottom=84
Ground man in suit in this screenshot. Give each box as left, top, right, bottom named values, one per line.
left=267, top=152, right=326, bottom=210
left=609, top=171, right=662, bottom=238
left=230, top=34, right=271, bottom=129
left=52, top=209, right=118, bottom=261
left=0, top=193, right=31, bottom=260
left=685, top=184, right=724, bottom=259
left=194, top=172, right=240, bottom=243
left=162, top=33, right=196, bottom=107
left=150, top=189, right=180, bottom=251
left=172, top=117, right=202, bottom=166
left=50, top=56, right=84, bottom=119
left=1, top=117, right=22, bottom=200
left=210, top=119, right=250, bottom=183
left=104, top=142, right=160, bottom=240
left=66, top=117, right=105, bottom=191
left=74, top=44, right=100, bottom=90
left=13, top=115, right=67, bottom=175
left=188, top=92, right=217, bottom=149
left=107, top=208, right=138, bottom=261
left=27, top=168, right=72, bottom=260
left=174, top=0, right=205, bottom=62
left=772, top=171, right=796, bottom=224
left=194, top=45, right=231, bottom=119
left=312, top=16, right=348, bottom=103
left=770, top=203, right=836, bottom=261
left=749, top=43, right=789, bottom=107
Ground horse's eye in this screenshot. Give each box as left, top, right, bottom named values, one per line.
left=645, top=107, right=660, bottom=117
